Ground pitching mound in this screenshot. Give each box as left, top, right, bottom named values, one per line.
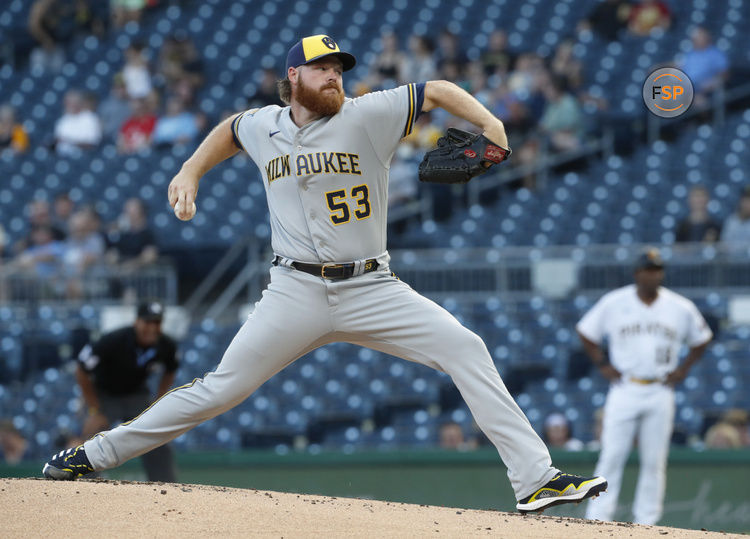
left=1, top=478, right=735, bottom=538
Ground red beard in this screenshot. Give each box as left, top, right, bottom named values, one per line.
left=294, top=77, right=345, bottom=116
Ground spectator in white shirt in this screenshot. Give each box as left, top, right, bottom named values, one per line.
left=54, top=90, right=102, bottom=156
left=122, top=42, right=152, bottom=99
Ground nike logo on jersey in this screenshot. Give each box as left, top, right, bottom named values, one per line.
left=269, top=130, right=280, bottom=138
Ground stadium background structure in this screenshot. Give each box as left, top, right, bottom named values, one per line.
left=0, top=2, right=749, bottom=531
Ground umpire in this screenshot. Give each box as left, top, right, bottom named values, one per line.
left=76, top=301, right=178, bottom=482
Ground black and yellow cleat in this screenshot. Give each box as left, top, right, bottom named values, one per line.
left=516, top=473, right=607, bottom=514
left=42, top=445, right=94, bottom=480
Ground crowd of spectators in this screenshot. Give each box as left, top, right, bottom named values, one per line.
left=577, top=0, right=671, bottom=41
left=2, top=1, right=732, bottom=168
left=26, top=0, right=108, bottom=73
left=1, top=194, right=160, bottom=301
left=3, top=1, right=207, bottom=158
left=11, top=0, right=156, bottom=73
left=41, top=30, right=207, bottom=157
left=351, top=14, right=730, bottom=199
left=0, top=1, right=742, bottom=244
left=63, top=34, right=205, bottom=156
left=23, top=0, right=148, bottom=70
left=672, top=185, right=750, bottom=248
left=437, top=406, right=750, bottom=453
left=353, top=28, right=593, bottom=196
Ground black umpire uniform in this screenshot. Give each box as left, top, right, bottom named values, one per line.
left=76, top=301, right=179, bottom=482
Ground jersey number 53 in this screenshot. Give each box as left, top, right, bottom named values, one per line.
left=325, top=185, right=371, bottom=225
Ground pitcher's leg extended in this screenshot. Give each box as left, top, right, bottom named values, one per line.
left=83, top=340, right=274, bottom=472
left=123, top=391, right=178, bottom=482
left=54, top=268, right=333, bottom=477
left=337, top=274, right=605, bottom=510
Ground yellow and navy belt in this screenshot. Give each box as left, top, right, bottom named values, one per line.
left=629, top=377, right=661, bottom=385
left=273, top=255, right=378, bottom=280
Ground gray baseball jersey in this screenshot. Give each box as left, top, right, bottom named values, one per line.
left=231, top=83, right=423, bottom=263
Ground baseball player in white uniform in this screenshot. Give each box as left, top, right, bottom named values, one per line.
left=43, top=34, right=606, bottom=513
left=578, top=248, right=712, bottom=524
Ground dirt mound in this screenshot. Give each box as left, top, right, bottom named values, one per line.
left=1, top=478, right=737, bottom=538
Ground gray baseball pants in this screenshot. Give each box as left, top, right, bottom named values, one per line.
left=98, top=389, right=177, bottom=482
left=85, top=265, right=558, bottom=498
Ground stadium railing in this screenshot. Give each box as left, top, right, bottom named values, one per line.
left=193, top=242, right=750, bottom=316
left=646, top=81, right=750, bottom=144
left=0, top=262, right=178, bottom=306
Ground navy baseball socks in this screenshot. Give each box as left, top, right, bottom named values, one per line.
left=42, top=445, right=94, bottom=480
left=516, top=473, right=608, bottom=514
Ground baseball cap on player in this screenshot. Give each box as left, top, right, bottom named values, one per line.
left=285, top=34, right=356, bottom=73
left=137, top=301, right=165, bottom=322
left=634, top=248, right=665, bottom=271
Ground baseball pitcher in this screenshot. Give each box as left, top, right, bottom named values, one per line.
left=44, top=34, right=606, bottom=514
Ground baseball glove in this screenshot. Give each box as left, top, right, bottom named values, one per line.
left=418, top=128, right=512, bottom=184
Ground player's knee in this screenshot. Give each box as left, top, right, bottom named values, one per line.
left=212, top=381, right=253, bottom=409
left=464, top=330, right=490, bottom=357
left=188, top=373, right=252, bottom=414
left=438, top=328, right=491, bottom=369
left=448, top=325, right=487, bottom=351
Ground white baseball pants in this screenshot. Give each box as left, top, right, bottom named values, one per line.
left=585, top=381, right=675, bottom=524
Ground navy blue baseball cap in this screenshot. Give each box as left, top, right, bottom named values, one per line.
left=137, top=301, right=165, bottom=321
left=285, top=34, right=356, bottom=73
left=634, top=248, right=665, bottom=271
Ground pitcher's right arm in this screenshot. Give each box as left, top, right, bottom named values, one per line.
left=168, top=110, right=256, bottom=219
